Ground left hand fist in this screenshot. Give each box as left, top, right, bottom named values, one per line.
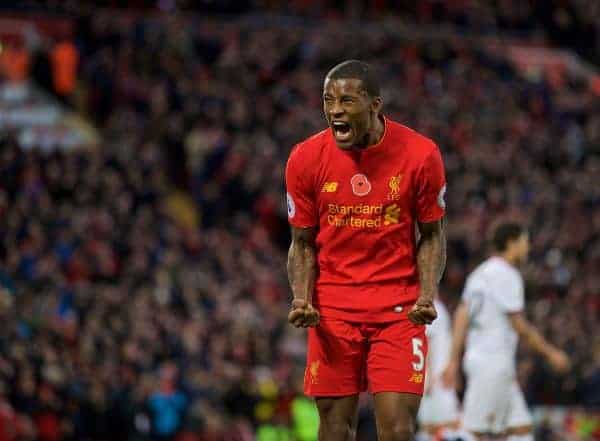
left=288, top=299, right=320, bottom=328
left=408, top=298, right=437, bottom=325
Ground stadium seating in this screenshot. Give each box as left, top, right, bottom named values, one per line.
left=0, top=3, right=598, bottom=440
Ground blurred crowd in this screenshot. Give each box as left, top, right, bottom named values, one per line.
left=1, top=4, right=600, bottom=441
left=6, top=0, right=600, bottom=65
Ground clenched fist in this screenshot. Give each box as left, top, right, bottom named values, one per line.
left=288, top=298, right=320, bottom=328
left=408, top=298, right=437, bottom=325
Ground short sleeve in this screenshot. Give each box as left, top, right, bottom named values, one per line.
left=416, top=145, right=446, bottom=223
left=461, top=275, right=485, bottom=320
left=461, top=275, right=478, bottom=305
left=285, top=148, right=317, bottom=228
left=494, top=272, right=524, bottom=313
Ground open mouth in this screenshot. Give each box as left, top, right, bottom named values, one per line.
left=331, top=121, right=352, bottom=143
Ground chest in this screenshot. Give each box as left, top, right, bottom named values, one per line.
left=315, top=149, right=417, bottom=212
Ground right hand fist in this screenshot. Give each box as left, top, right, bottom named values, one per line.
left=288, top=298, right=320, bottom=328
left=547, top=349, right=570, bottom=373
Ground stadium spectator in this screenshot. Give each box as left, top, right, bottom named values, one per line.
left=0, top=5, right=599, bottom=440
left=50, top=37, right=78, bottom=102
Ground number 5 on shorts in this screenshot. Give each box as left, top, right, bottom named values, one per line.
left=412, top=338, right=424, bottom=371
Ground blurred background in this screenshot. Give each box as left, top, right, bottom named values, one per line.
left=0, top=1, right=599, bottom=440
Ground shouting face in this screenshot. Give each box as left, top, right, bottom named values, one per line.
left=323, top=77, right=383, bottom=150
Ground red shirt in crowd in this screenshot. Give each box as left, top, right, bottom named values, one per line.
left=285, top=117, right=446, bottom=322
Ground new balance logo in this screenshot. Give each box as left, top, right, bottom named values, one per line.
left=322, top=182, right=338, bottom=192
left=409, top=373, right=424, bottom=383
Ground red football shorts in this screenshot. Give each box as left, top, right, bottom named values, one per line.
left=304, top=317, right=428, bottom=396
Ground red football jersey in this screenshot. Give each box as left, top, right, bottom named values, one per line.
left=285, top=117, right=446, bottom=322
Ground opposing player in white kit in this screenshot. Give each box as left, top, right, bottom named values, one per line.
left=442, top=222, right=570, bottom=441
left=417, top=298, right=460, bottom=440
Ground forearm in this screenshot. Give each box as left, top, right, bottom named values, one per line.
left=518, top=320, right=558, bottom=359
left=287, top=240, right=317, bottom=302
left=416, top=223, right=445, bottom=301
left=448, top=303, right=469, bottom=364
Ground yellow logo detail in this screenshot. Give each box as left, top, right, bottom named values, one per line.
left=409, top=373, right=424, bottom=383
left=322, top=182, right=338, bottom=193
left=388, top=174, right=403, bottom=200
left=384, top=204, right=400, bottom=225
left=308, top=360, right=320, bottom=384
left=325, top=204, right=402, bottom=228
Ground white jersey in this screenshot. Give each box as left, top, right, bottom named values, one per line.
left=462, top=256, right=524, bottom=368
left=427, top=299, right=452, bottom=378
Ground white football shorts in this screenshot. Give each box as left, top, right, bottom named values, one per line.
left=418, top=385, right=460, bottom=426
left=462, top=360, right=532, bottom=434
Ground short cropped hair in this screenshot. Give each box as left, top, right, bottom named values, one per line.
left=491, top=221, right=526, bottom=252
left=325, top=60, right=381, bottom=97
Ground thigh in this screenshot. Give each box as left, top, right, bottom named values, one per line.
left=305, top=318, right=367, bottom=396
left=367, top=320, right=427, bottom=395
left=315, top=395, right=360, bottom=441
left=373, top=392, right=421, bottom=438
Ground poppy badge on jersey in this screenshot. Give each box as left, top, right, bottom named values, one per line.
left=351, top=174, right=372, bottom=196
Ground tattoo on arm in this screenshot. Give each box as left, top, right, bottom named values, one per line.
left=416, top=218, right=446, bottom=301
left=287, top=226, right=317, bottom=302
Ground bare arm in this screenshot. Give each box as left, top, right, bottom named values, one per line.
left=409, top=219, right=446, bottom=324
left=508, top=312, right=570, bottom=372
left=448, top=302, right=469, bottom=365
left=417, top=218, right=446, bottom=299
left=287, top=226, right=317, bottom=302
left=441, top=301, right=469, bottom=387
left=287, top=226, right=319, bottom=327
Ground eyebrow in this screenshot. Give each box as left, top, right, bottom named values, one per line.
left=322, top=93, right=360, bottom=98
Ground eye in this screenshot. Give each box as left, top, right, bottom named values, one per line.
left=341, top=97, right=355, bottom=104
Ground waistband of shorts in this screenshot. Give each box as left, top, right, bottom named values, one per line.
left=316, top=278, right=419, bottom=288
left=316, top=305, right=412, bottom=323
left=313, top=282, right=420, bottom=323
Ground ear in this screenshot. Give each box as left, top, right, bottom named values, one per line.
left=371, top=96, right=383, bottom=113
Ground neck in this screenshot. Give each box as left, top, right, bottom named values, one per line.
left=367, top=114, right=385, bottom=146
left=352, top=115, right=385, bottom=150
left=497, top=252, right=518, bottom=266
